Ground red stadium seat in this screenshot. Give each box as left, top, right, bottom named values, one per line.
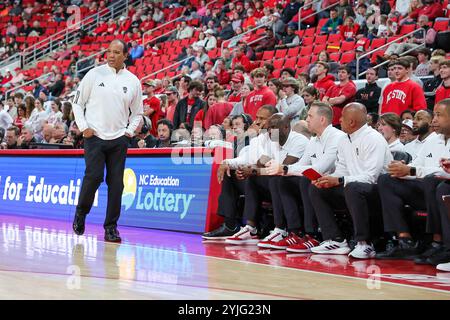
left=370, top=38, right=386, bottom=50
left=313, top=44, right=327, bottom=54
left=273, top=58, right=284, bottom=69
left=262, top=50, right=275, bottom=60
left=399, top=24, right=416, bottom=35
left=299, top=45, right=313, bottom=56
left=341, top=41, right=355, bottom=52
left=330, top=52, right=341, bottom=62
left=314, top=34, right=328, bottom=45
left=303, top=27, right=316, bottom=38
left=284, top=57, right=297, bottom=69
left=297, top=56, right=310, bottom=67
left=340, top=52, right=355, bottom=64
left=275, top=49, right=288, bottom=59
left=433, top=19, right=449, bottom=32
left=328, top=34, right=341, bottom=44
left=287, top=47, right=300, bottom=57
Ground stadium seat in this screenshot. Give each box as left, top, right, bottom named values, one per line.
left=340, top=52, right=355, bottom=64
left=433, top=19, right=449, bottom=32
left=341, top=41, right=355, bottom=52
left=299, top=45, right=313, bottom=56
left=287, top=47, right=300, bottom=57
left=274, top=49, right=288, bottom=59
left=284, top=57, right=297, bottom=69
left=370, top=38, right=386, bottom=50
left=313, top=44, right=327, bottom=54
left=262, top=50, right=275, bottom=60
left=297, top=56, right=310, bottom=67
left=273, top=58, right=284, bottom=69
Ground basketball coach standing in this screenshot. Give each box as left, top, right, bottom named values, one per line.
left=72, top=39, right=143, bottom=242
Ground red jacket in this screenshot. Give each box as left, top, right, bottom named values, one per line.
left=204, top=102, right=234, bottom=129
left=232, top=54, right=252, bottom=73
left=418, top=3, right=444, bottom=20
left=380, top=79, right=427, bottom=115
left=339, top=24, right=360, bottom=40
left=143, top=96, right=163, bottom=136
left=435, top=84, right=450, bottom=104
left=325, top=81, right=357, bottom=125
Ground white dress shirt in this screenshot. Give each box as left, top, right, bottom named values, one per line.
left=287, top=125, right=346, bottom=175
left=225, top=133, right=271, bottom=169
left=408, top=133, right=450, bottom=178
left=404, top=132, right=436, bottom=161
left=332, top=124, right=393, bottom=185
left=0, top=109, right=13, bottom=131
left=72, top=64, right=143, bottom=140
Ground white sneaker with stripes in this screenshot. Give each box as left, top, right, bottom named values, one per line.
left=225, top=225, right=259, bottom=245
left=437, top=262, right=450, bottom=272
left=257, top=228, right=288, bottom=249
left=310, top=239, right=351, bottom=255
left=348, top=242, right=376, bottom=259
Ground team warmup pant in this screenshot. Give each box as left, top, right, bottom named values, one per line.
left=377, top=174, right=441, bottom=235
left=309, top=182, right=381, bottom=241
left=76, top=135, right=128, bottom=230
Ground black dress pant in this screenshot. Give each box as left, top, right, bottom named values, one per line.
left=217, top=172, right=246, bottom=219
left=435, top=181, right=450, bottom=247
left=277, top=176, right=318, bottom=233
left=377, top=174, right=441, bottom=235
left=309, top=182, right=380, bottom=241
left=243, top=176, right=285, bottom=228
left=76, top=135, right=128, bottom=230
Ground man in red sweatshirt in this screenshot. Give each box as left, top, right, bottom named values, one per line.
left=323, top=65, right=356, bottom=126
left=380, top=58, right=427, bottom=115
left=314, top=61, right=336, bottom=100
left=231, top=46, right=252, bottom=73
left=244, top=68, right=277, bottom=120
left=435, top=60, right=450, bottom=104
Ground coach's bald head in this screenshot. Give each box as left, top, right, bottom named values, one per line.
left=340, top=102, right=368, bottom=134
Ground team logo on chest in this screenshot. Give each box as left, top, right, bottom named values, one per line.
left=123, top=87, right=128, bottom=94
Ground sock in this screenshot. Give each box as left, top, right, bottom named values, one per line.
left=333, top=236, right=345, bottom=243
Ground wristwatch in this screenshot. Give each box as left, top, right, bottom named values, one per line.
left=338, top=177, right=345, bottom=185
left=409, top=167, right=416, bottom=176
left=283, top=165, right=289, bottom=175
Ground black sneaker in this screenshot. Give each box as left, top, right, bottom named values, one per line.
left=202, top=224, right=240, bottom=240
left=376, top=238, right=420, bottom=260
left=426, top=248, right=450, bottom=266
left=414, top=242, right=445, bottom=265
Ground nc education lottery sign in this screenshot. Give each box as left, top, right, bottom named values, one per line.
left=0, top=155, right=213, bottom=233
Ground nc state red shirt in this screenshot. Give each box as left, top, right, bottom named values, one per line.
left=381, top=79, right=427, bottom=115
left=244, top=86, right=277, bottom=120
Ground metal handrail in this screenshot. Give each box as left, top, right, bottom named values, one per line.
left=3, top=72, right=52, bottom=102
left=356, top=28, right=425, bottom=79
left=221, top=21, right=271, bottom=51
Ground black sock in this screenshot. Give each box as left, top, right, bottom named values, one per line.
left=333, top=236, right=345, bottom=242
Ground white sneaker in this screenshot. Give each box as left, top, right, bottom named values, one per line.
left=225, top=225, right=259, bottom=245
left=349, top=242, right=376, bottom=259
left=311, top=239, right=351, bottom=255
left=257, top=228, right=288, bottom=249
left=436, top=262, right=450, bottom=272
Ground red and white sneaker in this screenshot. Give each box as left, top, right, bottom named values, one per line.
left=225, top=225, right=259, bottom=245
left=286, top=235, right=320, bottom=253
left=270, top=232, right=303, bottom=250
left=257, top=228, right=288, bottom=249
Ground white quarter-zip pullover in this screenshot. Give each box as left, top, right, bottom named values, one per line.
left=332, top=124, right=393, bottom=185
left=72, top=64, right=143, bottom=140
left=287, top=125, right=346, bottom=175
left=404, top=132, right=436, bottom=160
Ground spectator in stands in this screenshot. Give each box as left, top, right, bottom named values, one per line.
left=380, top=58, right=427, bottom=115
left=48, top=73, right=65, bottom=98
left=165, top=86, right=179, bottom=122
left=194, top=46, right=210, bottom=66
left=281, top=0, right=301, bottom=24
left=204, top=87, right=234, bottom=129
left=347, top=46, right=371, bottom=79
left=276, top=77, right=306, bottom=126
left=271, top=12, right=286, bottom=40
left=275, top=25, right=301, bottom=49
left=203, top=29, right=217, bottom=51
left=25, top=98, right=48, bottom=141
left=313, top=62, right=336, bottom=101
left=435, top=60, right=450, bottom=104
left=227, top=73, right=246, bottom=104
left=229, top=83, right=254, bottom=116
left=401, top=109, right=415, bottom=121
left=424, top=55, right=445, bottom=109
left=378, top=112, right=405, bottom=152
left=142, top=80, right=162, bottom=137
left=153, top=6, right=165, bottom=23
left=255, top=27, right=277, bottom=52
left=418, top=0, right=444, bottom=21
left=154, top=119, right=174, bottom=148
left=176, top=20, right=194, bottom=40
left=47, top=99, right=63, bottom=126
left=400, top=119, right=416, bottom=144
left=355, top=67, right=382, bottom=114
left=5, top=97, right=17, bottom=121
left=415, top=47, right=432, bottom=77
left=308, top=50, right=340, bottom=82
left=173, top=80, right=206, bottom=129
left=129, top=116, right=157, bottom=149
left=404, top=110, right=435, bottom=159
left=299, top=86, right=320, bottom=120
left=18, top=19, right=32, bottom=37
left=366, top=0, right=392, bottom=32
left=218, top=18, right=235, bottom=40
left=187, top=61, right=203, bottom=80
left=268, top=78, right=283, bottom=101
left=355, top=3, right=368, bottom=31
left=129, top=40, right=144, bottom=62
left=41, top=124, right=54, bottom=144
left=376, top=99, right=450, bottom=261
left=213, top=58, right=231, bottom=86
left=289, top=0, right=316, bottom=30
left=195, top=91, right=218, bottom=128
left=231, top=46, right=252, bottom=73
left=29, top=21, right=44, bottom=37
left=49, top=122, right=67, bottom=144
left=339, top=16, right=360, bottom=41
left=399, top=0, right=424, bottom=25
left=31, top=80, right=47, bottom=99
left=320, top=8, right=343, bottom=35
left=242, top=7, right=257, bottom=30
left=309, top=102, right=392, bottom=258
left=2, top=126, right=20, bottom=149
left=244, top=68, right=278, bottom=120
left=6, top=21, right=17, bottom=37
left=403, top=55, right=423, bottom=86
left=323, top=65, right=357, bottom=126
left=367, top=112, right=380, bottom=129
left=17, top=126, right=37, bottom=149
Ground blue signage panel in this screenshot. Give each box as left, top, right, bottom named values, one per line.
left=0, top=156, right=213, bottom=233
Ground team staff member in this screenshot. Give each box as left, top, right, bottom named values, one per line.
left=72, top=39, right=143, bottom=242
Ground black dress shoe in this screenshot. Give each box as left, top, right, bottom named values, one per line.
left=202, top=224, right=239, bottom=240
left=105, top=228, right=122, bottom=243
left=73, top=213, right=86, bottom=235
left=376, top=238, right=420, bottom=260
left=414, top=242, right=444, bottom=265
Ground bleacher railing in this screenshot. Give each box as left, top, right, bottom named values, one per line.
left=297, top=0, right=325, bottom=30
left=356, top=28, right=426, bottom=79
left=2, top=0, right=143, bottom=70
